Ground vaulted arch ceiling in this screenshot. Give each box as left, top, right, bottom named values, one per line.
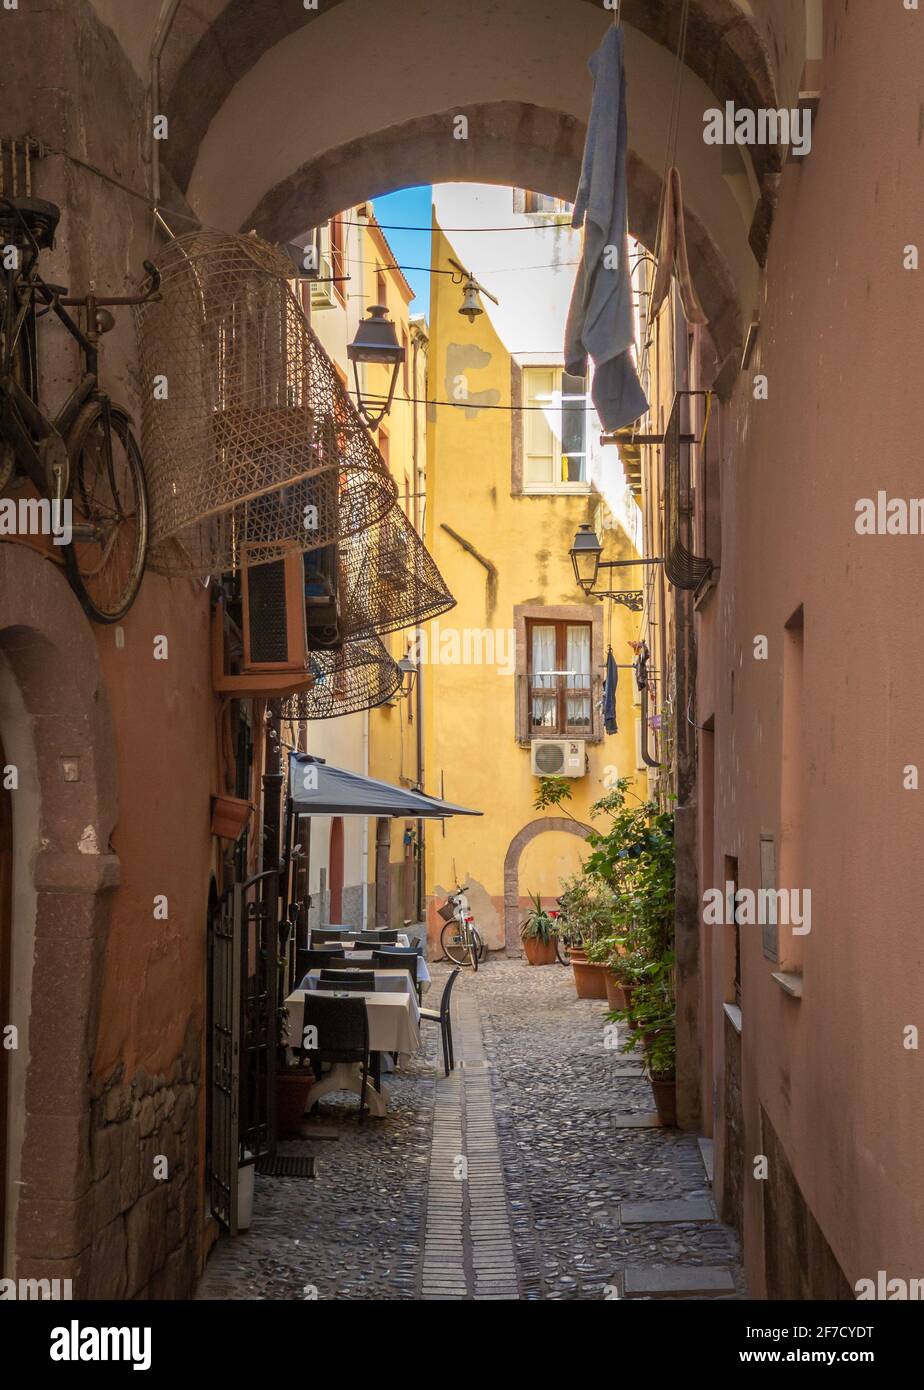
left=155, top=0, right=783, bottom=196
left=87, top=0, right=815, bottom=380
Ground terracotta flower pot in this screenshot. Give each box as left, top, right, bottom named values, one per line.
left=604, top=969, right=628, bottom=1012
left=276, top=1069, right=315, bottom=1139
left=522, top=935, right=558, bottom=966
left=569, top=946, right=587, bottom=963
left=571, top=958, right=608, bottom=999
left=649, top=1075, right=677, bottom=1127
left=210, top=793, right=254, bottom=841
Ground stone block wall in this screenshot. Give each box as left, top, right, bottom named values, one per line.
left=86, top=1025, right=200, bottom=1300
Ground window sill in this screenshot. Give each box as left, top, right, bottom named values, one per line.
left=517, top=734, right=602, bottom=747
left=771, top=970, right=803, bottom=999
left=723, top=1003, right=742, bottom=1034
left=520, top=484, right=591, bottom=497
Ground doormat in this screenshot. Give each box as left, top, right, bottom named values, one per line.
left=255, top=1154, right=316, bottom=1178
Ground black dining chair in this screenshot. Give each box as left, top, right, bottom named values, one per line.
left=371, top=949, right=419, bottom=1002
left=315, top=953, right=365, bottom=971
left=312, top=928, right=354, bottom=944
left=299, top=994, right=371, bottom=1121
left=297, top=947, right=345, bottom=983
left=419, top=968, right=461, bottom=1077
left=317, top=969, right=376, bottom=991
left=358, top=929, right=399, bottom=944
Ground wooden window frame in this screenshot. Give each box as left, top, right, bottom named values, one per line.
left=521, top=365, right=589, bottom=490
left=526, top=617, right=593, bottom=738
left=329, top=215, right=346, bottom=307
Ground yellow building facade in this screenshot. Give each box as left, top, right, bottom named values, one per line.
left=419, top=185, right=646, bottom=954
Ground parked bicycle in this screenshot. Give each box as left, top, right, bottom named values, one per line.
left=0, top=195, right=158, bottom=622
left=438, top=884, right=485, bottom=971
left=552, top=902, right=584, bottom=966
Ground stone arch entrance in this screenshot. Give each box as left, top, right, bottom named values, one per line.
left=503, top=816, right=592, bottom=955
left=0, top=544, right=118, bottom=1283
left=149, top=0, right=796, bottom=377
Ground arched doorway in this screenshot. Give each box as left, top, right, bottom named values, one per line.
left=0, top=543, right=118, bottom=1284
left=503, top=816, right=592, bottom=955
left=0, top=733, right=11, bottom=1259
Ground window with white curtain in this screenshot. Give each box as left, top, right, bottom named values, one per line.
left=522, top=367, right=587, bottom=487
left=528, top=619, right=592, bottom=735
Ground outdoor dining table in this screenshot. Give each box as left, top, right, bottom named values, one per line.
left=328, top=949, right=431, bottom=990
left=284, top=986, right=421, bottom=1118
left=301, top=968, right=421, bottom=997
left=319, top=932, right=412, bottom=950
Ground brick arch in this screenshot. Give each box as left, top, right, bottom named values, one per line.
left=503, top=815, right=592, bottom=955
left=0, top=544, right=118, bottom=1282
left=243, top=102, right=742, bottom=378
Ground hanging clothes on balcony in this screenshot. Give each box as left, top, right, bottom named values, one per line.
left=565, top=24, right=648, bottom=433
left=602, top=646, right=619, bottom=735
left=649, top=165, right=708, bottom=327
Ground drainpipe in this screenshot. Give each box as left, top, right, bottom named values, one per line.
left=411, top=324, right=426, bottom=921
left=150, top=0, right=182, bottom=206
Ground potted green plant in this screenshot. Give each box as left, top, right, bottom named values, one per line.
left=519, top=892, right=559, bottom=965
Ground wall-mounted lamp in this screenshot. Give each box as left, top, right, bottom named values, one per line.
left=448, top=256, right=499, bottom=323
left=347, top=304, right=406, bottom=429
left=568, top=523, right=663, bottom=611
left=396, top=655, right=418, bottom=700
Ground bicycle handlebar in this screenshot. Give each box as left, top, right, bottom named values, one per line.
left=58, top=259, right=161, bottom=308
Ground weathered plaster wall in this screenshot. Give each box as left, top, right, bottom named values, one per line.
left=1, top=0, right=216, bottom=1297
left=707, top=0, right=924, bottom=1296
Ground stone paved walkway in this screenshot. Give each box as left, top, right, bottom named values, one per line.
left=196, top=959, right=744, bottom=1301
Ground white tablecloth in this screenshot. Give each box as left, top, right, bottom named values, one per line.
left=335, top=950, right=430, bottom=987
left=303, top=968, right=417, bottom=998
left=285, top=987, right=420, bottom=1055
left=315, top=933, right=411, bottom=949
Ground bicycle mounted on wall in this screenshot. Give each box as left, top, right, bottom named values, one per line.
left=0, top=193, right=159, bottom=623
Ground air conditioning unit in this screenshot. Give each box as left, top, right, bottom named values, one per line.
left=530, top=739, right=586, bottom=778
left=241, top=546, right=342, bottom=673
left=309, top=251, right=337, bottom=309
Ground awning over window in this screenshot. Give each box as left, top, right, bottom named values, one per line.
left=288, top=752, right=481, bottom=819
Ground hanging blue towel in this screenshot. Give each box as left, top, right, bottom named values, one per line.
left=565, top=26, right=649, bottom=432
left=603, top=646, right=618, bottom=735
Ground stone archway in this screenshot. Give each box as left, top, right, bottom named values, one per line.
left=503, top=816, right=592, bottom=955
left=243, top=103, right=742, bottom=383
left=0, top=544, right=118, bottom=1285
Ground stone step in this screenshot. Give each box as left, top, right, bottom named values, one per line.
left=620, top=1198, right=716, bottom=1225
left=623, top=1265, right=736, bottom=1298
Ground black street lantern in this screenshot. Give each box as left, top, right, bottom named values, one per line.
left=347, top=304, right=406, bottom=430
left=396, top=655, right=418, bottom=699
left=570, top=523, right=603, bottom=592
left=569, top=523, right=663, bottom=610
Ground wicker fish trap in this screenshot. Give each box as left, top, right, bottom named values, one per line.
left=277, top=635, right=402, bottom=721
left=134, top=229, right=397, bottom=576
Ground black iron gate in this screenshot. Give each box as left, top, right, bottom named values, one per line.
left=207, top=869, right=279, bottom=1233
left=240, top=869, right=278, bottom=1170
left=207, top=882, right=242, bottom=1233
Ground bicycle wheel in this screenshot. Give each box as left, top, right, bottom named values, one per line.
left=556, top=931, right=574, bottom=966
left=0, top=287, right=35, bottom=495
left=441, top=919, right=476, bottom=967
left=468, top=926, right=479, bottom=972
left=63, top=402, right=148, bottom=623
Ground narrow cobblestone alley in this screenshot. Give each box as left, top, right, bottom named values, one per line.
left=197, top=961, right=743, bottom=1301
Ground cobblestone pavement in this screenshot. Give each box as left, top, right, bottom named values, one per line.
left=196, top=958, right=744, bottom=1301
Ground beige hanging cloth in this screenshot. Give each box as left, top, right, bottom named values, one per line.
left=649, top=166, right=708, bottom=326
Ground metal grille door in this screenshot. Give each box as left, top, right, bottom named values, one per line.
left=208, top=883, right=242, bottom=1233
